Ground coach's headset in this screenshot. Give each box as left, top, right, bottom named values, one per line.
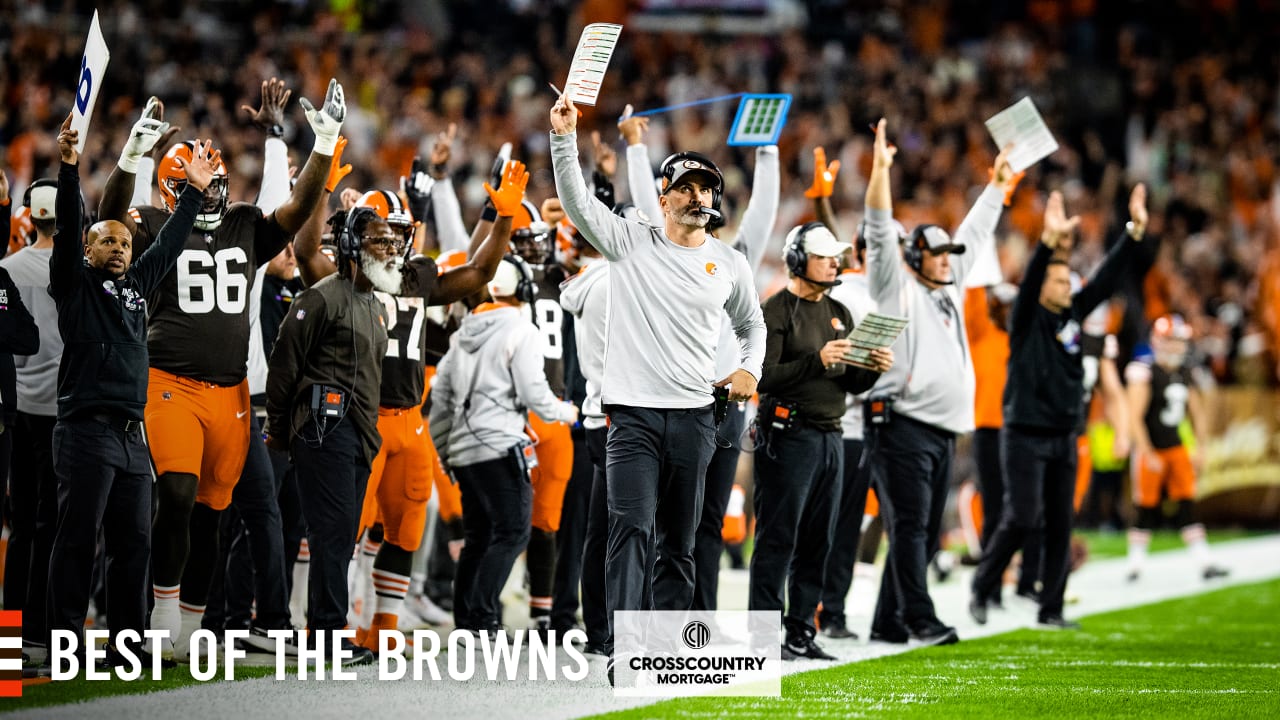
left=493, top=253, right=537, bottom=304
left=903, top=224, right=959, bottom=286
left=659, top=151, right=724, bottom=231
left=783, top=222, right=841, bottom=288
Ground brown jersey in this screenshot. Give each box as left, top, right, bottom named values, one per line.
left=1126, top=358, right=1190, bottom=450
left=522, top=265, right=569, bottom=398
left=133, top=203, right=289, bottom=384
left=375, top=255, right=439, bottom=408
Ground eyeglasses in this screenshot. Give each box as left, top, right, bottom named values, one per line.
left=361, top=235, right=405, bottom=254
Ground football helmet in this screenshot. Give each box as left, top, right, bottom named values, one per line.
left=157, top=141, right=229, bottom=231
left=355, top=189, right=416, bottom=254
left=511, top=199, right=554, bottom=267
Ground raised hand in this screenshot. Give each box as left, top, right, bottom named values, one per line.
left=178, top=139, right=221, bottom=192
left=1128, top=183, right=1148, bottom=239
left=241, top=77, right=291, bottom=133
left=805, top=146, right=841, bottom=199
left=300, top=78, right=346, bottom=155
left=402, top=157, right=435, bottom=221
left=991, top=143, right=1016, bottom=188
left=428, top=123, right=457, bottom=178
left=591, top=130, right=617, bottom=176
left=550, top=89, right=578, bottom=136
left=1041, top=190, right=1081, bottom=249
left=57, top=114, right=79, bottom=165
left=339, top=187, right=362, bottom=210
left=872, top=118, right=896, bottom=171
left=540, top=197, right=565, bottom=225
left=325, top=135, right=352, bottom=193
left=484, top=160, right=530, bottom=217
left=118, top=99, right=172, bottom=173
left=617, top=104, right=649, bottom=146
left=0, top=167, right=8, bottom=204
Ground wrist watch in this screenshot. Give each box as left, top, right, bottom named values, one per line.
left=266, top=124, right=285, bottom=139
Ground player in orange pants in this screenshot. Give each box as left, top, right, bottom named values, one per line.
left=527, top=411, right=574, bottom=625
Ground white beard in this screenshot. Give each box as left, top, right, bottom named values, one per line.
left=362, top=254, right=404, bottom=295
left=677, top=206, right=710, bottom=228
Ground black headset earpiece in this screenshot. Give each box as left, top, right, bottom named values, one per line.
left=342, top=207, right=376, bottom=263
left=904, top=224, right=935, bottom=274
left=23, top=178, right=58, bottom=209
left=784, top=222, right=841, bottom=288
left=503, top=253, right=537, bottom=304
left=784, top=221, right=826, bottom=277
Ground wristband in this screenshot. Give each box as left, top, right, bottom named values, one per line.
left=117, top=150, right=143, bottom=174
left=429, top=162, right=449, bottom=180
left=481, top=204, right=498, bottom=223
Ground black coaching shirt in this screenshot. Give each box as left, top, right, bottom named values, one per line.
left=132, top=203, right=290, bottom=385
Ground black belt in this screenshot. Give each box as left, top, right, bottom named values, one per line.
left=85, top=413, right=143, bottom=433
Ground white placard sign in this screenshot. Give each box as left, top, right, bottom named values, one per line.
left=71, top=11, right=110, bottom=153
left=564, top=23, right=622, bottom=106
left=984, top=96, right=1058, bottom=173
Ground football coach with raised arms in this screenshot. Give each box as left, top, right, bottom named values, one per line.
left=549, top=89, right=766, bottom=671
left=862, top=118, right=1017, bottom=646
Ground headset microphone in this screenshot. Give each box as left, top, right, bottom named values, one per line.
left=698, top=205, right=722, bottom=221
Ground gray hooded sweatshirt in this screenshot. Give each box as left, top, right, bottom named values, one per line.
left=429, top=304, right=576, bottom=468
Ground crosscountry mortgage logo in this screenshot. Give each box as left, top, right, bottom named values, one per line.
left=682, top=621, right=710, bottom=650
left=614, top=611, right=781, bottom=697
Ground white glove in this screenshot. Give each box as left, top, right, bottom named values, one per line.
left=299, top=78, right=346, bottom=156
left=117, top=117, right=171, bottom=174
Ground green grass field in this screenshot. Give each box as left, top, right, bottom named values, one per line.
left=8, top=665, right=277, bottom=713
left=591, top=578, right=1280, bottom=719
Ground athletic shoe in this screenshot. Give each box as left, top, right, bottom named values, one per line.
left=340, top=641, right=376, bottom=667
left=909, top=620, right=959, bottom=646
left=582, top=641, right=610, bottom=657
left=238, top=626, right=299, bottom=656
left=1203, top=565, right=1230, bottom=580
left=869, top=627, right=909, bottom=644
left=406, top=592, right=452, bottom=626
left=969, top=596, right=988, bottom=626
left=1015, top=588, right=1042, bottom=604
left=1036, top=615, right=1081, bottom=631
left=782, top=623, right=837, bottom=660
left=931, top=551, right=957, bottom=583
left=819, top=618, right=858, bottom=640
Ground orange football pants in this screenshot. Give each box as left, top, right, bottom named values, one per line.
left=146, top=368, right=250, bottom=511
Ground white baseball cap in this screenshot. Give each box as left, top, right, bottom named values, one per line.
left=27, top=182, right=57, bottom=221
left=783, top=224, right=851, bottom=259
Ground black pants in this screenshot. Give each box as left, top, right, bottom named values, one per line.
left=47, top=417, right=152, bottom=647
left=580, top=426, right=609, bottom=648
left=869, top=413, right=954, bottom=634
left=973, top=427, right=1041, bottom=599
left=206, top=415, right=290, bottom=630
left=424, top=509, right=456, bottom=606
left=819, top=438, right=869, bottom=625
left=971, top=427, right=1076, bottom=619
left=605, top=405, right=715, bottom=634
left=551, top=426, right=593, bottom=629
left=6, top=411, right=58, bottom=643
left=749, top=426, right=843, bottom=630
left=293, top=420, right=370, bottom=632
left=453, top=451, right=532, bottom=630
left=692, top=402, right=745, bottom=611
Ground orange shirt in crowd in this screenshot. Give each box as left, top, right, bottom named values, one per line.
left=966, top=286, right=1009, bottom=430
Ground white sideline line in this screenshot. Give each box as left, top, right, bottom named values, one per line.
left=10, top=535, right=1280, bottom=720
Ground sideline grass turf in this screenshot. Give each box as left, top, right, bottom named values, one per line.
left=4, top=665, right=277, bottom=714
left=591, top=578, right=1280, bottom=719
